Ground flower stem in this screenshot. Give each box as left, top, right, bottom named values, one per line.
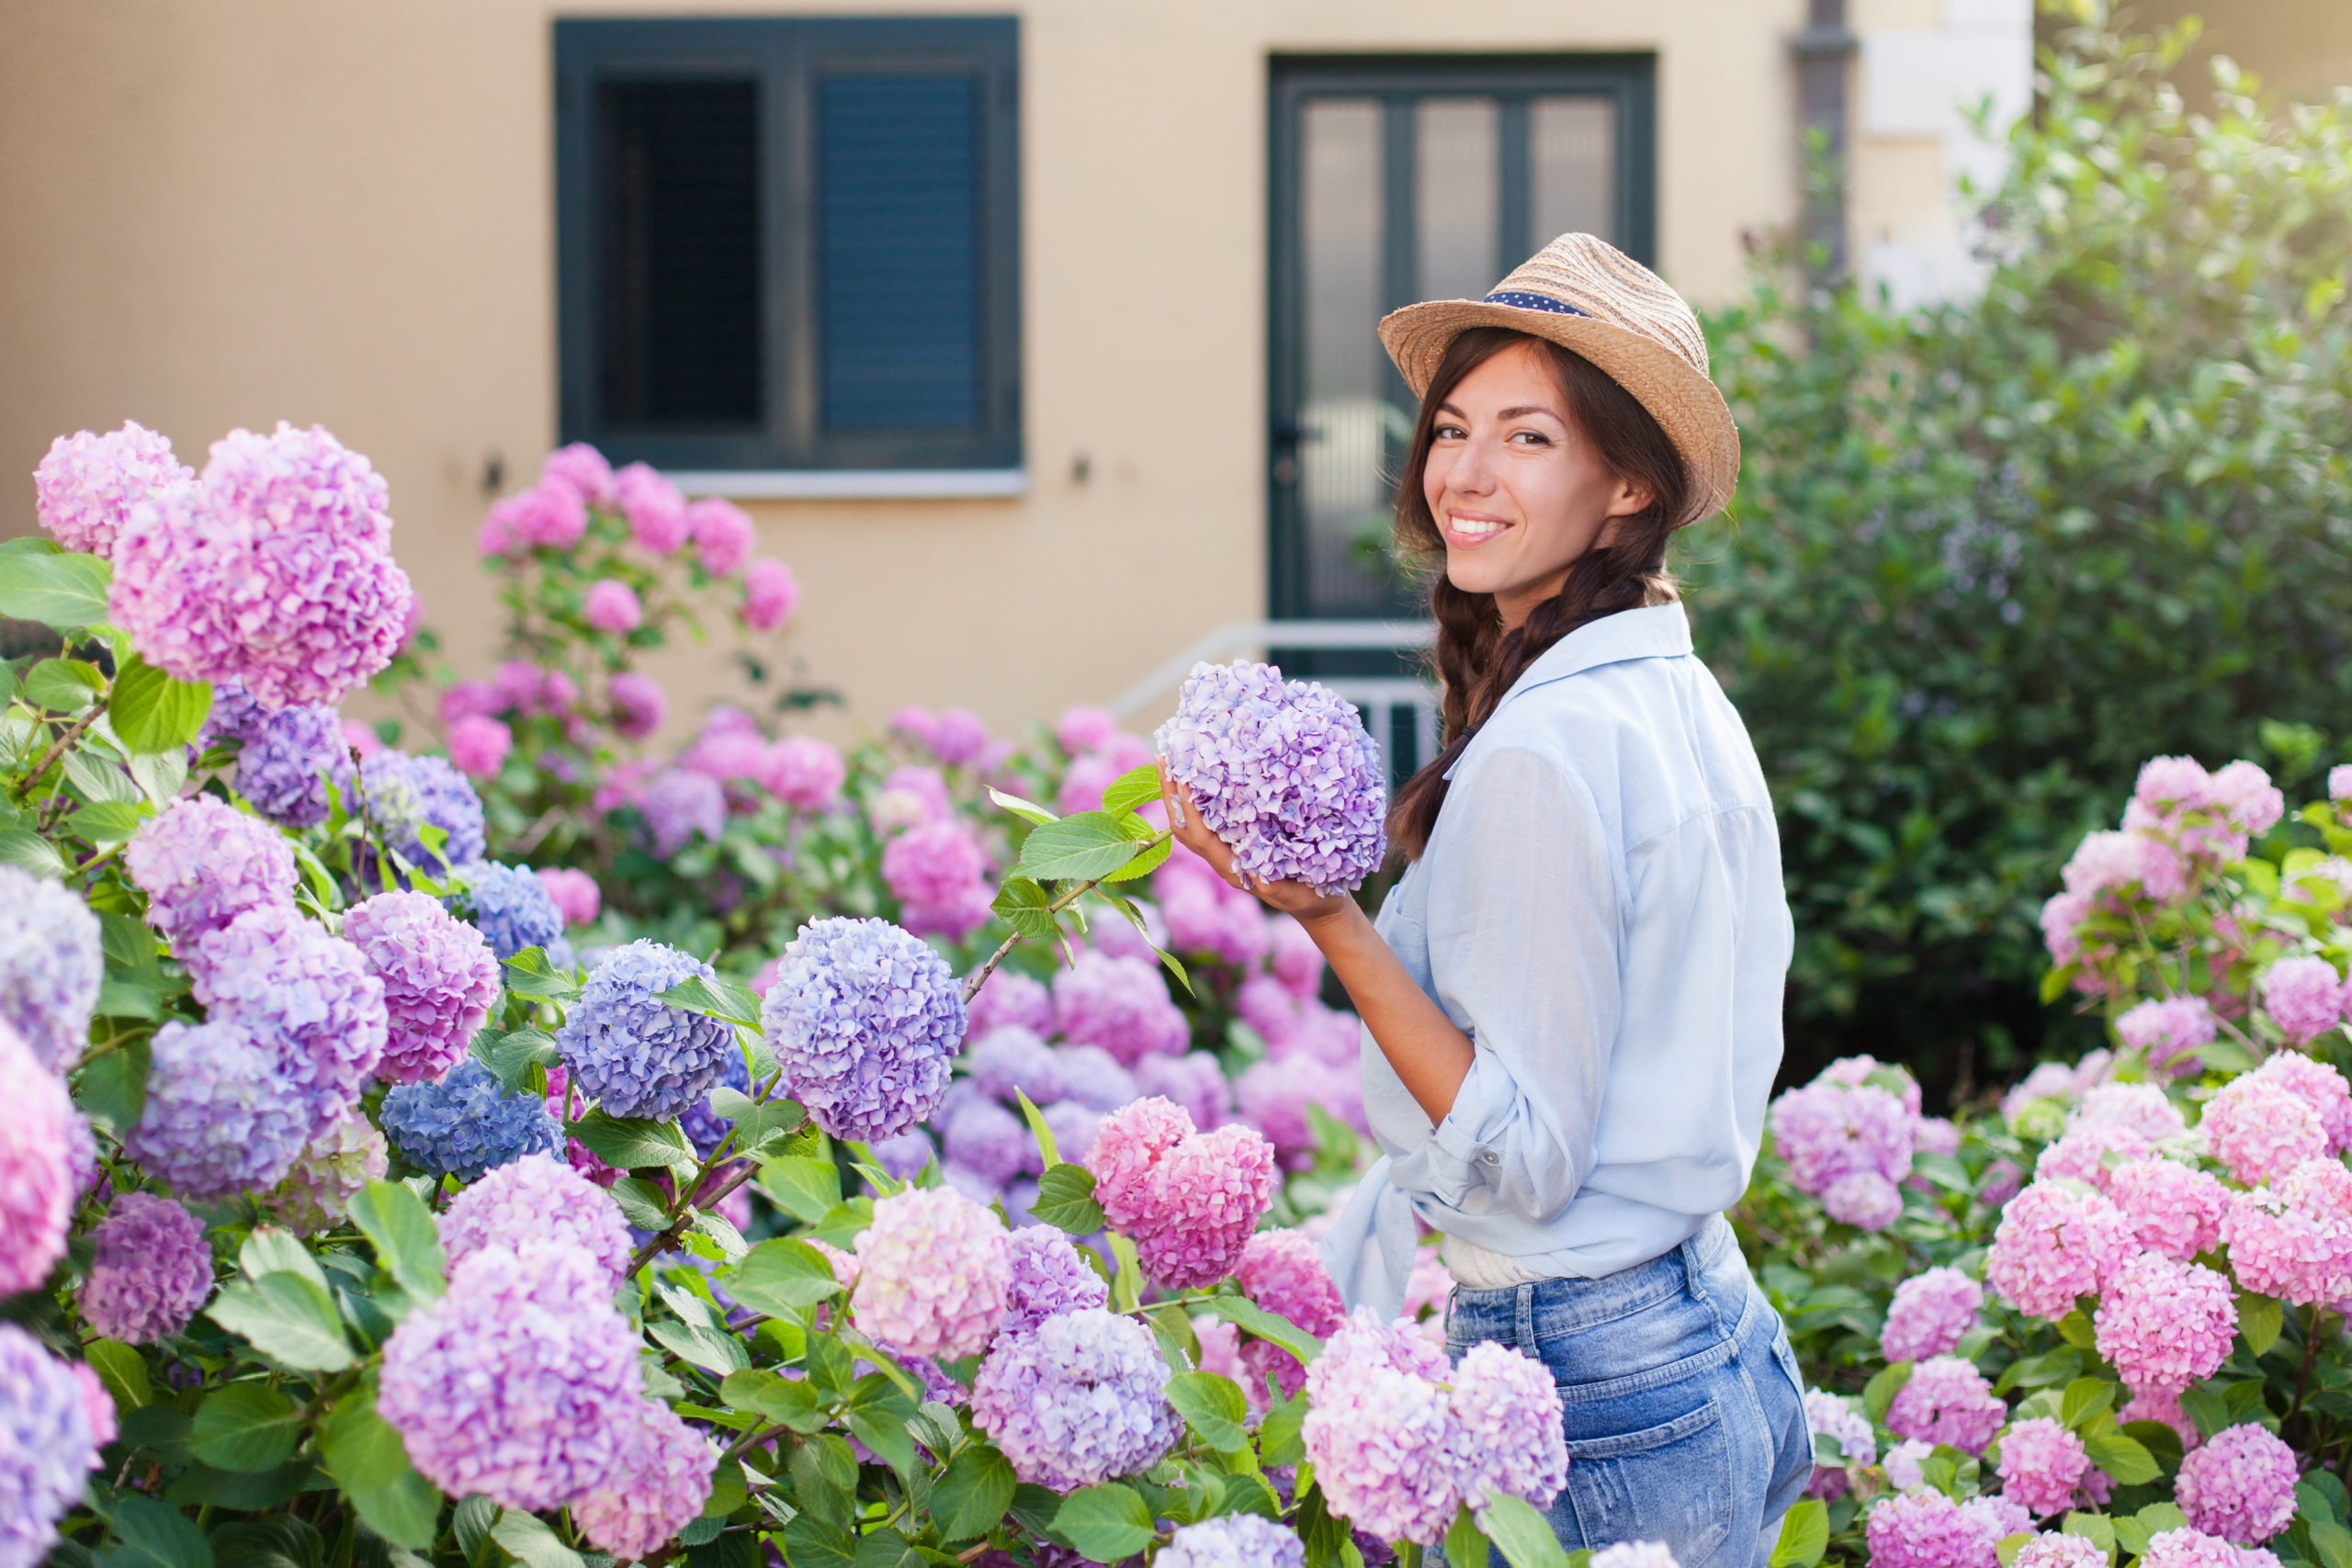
left=960, top=832, right=1172, bottom=1003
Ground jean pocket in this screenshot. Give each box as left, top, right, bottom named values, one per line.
left=1562, top=1397, right=1732, bottom=1568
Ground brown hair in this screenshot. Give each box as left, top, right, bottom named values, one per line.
left=1386, top=327, right=1690, bottom=861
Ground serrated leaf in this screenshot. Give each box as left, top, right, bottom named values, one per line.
left=1053, top=1483, right=1156, bottom=1562
left=24, top=658, right=105, bottom=714
left=1013, top=812, right=1145, bottom=881
left=69, top=800, right=146, bottom=843
left=0, top=549, right=110, bottom=628
left=1261, top=1387, right=1308, bottom=1466
left=85, top=1339, right=151, bottom=1413
left=726, top=1237, right=846, bottom=1316
left=2239, top=1292, right=2284, bottom=1358
left=317, top=1382, right=439, bottom=1550
left=1204, top=1295, right=1324, bottom=1370
left=607, top=1175, right=669, bottom=1230
left=502, top=947, right=582, bottom=1001
left=481, top=1026, right=560, bottom=1093
left=1102, top=832, right=1171, bottom=883
left=657, top=974, right=763, bottom=1028
left=571, top=1110, right=699, bottom=1171
left=206, top=1274, right=353, bottom=1371
left=2083, top=1431, right=2160, bottom=1485
left=188, top=1384, right=304, bottom=1473
left=648, top=1317, right=751, bottom=1375
left=990, top=877, right=1060, bottom=940
left=1101, top=764, right=1163, bottom=817
left=109, top=657, right=211, bottom=754
left=987, top=787, right=1059, bottom=827
left=756, top=1155, right=843, bottom=1224
left=0, top=830, right=66, bottom=878
left=1031, top=1163, right=1106, bottom=1234
left=2061, top=1377, right=2119, bottom=1431
left=104, top=1493, right=215, bottom=1568
left=74, top=1038, right=152, bottom=1134
left=347, top=1180, right=447, bottom=1303
left=491, top=1509, right=585, bottom=1568
left=1479, top=1493, right=1575, bottom=1568
left=1770, top=1498, right=1828, bottom=1568
left=931, top=1443, right=1016, bottom=1542
left=1166, top=1371, right=1250, bottom=1452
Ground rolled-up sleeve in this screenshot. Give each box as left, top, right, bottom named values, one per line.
left=1385, top=743, right=1618, bottom=1225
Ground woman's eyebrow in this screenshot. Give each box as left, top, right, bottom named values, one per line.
left=1497, top=404, right=1566, bottom=422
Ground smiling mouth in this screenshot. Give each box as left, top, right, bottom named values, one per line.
left=1442, top=514, right=1512, bottom=546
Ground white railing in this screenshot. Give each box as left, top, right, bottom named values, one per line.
left=1108, top=619, right=1441, bottom=773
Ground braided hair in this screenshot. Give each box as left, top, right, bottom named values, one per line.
left=1386, top=327, right=1690, bottom=861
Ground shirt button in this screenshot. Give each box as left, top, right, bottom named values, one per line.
left=1481, top=1150, right=1500, bottom=1166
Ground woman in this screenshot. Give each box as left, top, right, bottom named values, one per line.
left=1164, top=233, right=1811, bottom=1566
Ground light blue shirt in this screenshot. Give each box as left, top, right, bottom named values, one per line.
left=1319, top=602, right=1792, bottom=1318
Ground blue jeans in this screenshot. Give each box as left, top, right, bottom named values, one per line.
left=1442, top=1218, right=1812, bottom=1568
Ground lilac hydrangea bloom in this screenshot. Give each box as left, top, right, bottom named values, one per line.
left=761, top=917, right=964, bottom=1142
left=967, top=1024, right=1062, bottom=1106
left=1881, top=1267, right=1983, bottom=1363
left=1052, top=951, right=1189, bottom=1066
left=1448, top=1341, right=1569, bottom=1515
left=853, top=1188, right=1011, bottom=1358
left=125, top=795, right=296, bottom=944
left=0, top=1025, right=79, bottom=1294
left=640, top=768, right=727, bottom=858
left=1156, top=660, right=1387, bottom=894
left=882, top=820, right=993, bottom=940
left=1884, top=1355, right=2005, bottom=1454
left=33, top=421, right=194, bottom=557
left=126, top=1019, right=311, bottom=1200
left=438, top=1153, right=633, bottom=1284
left=79, top=1193, right=213, bottom=1345
left=0, top=1324, right=104, bottom=1568
left=1054, top=1044, right=1139, bottom=1112
left=109, top=423, right=413, bottom=708
left=678, top=1046, right=752, bottom=1157
left=1804, top=1389, right=1875, bottom=1499
left=0, top=864, right=102, bottom=1072
left=572, top=1401, right=716, bottom=1562
left=359, top=750, right=487, bottom=872
left=970, top=1306, right=1180, bottom=1491
left=265, top=1111, right=388, bottom=1235
left=187, top=904, right=388, bottom=1137
left=558, top=940, right=737, bottom=1121
left=1159, top=1517, right=1306, bottom=1568
left=1001, top=1226, right=1108, bottom=1334
left=198, top=679, right=345, bottom=828
left=379, top=1241, right=646, bottom=1510
left=2115, top=995, right=2216, bottom=1077
left=451, top=861, right=565, bottom=962
left=943, top=1096, right=1036, bottom=1186
left=1299, top=1312, right=1461, bottom=1545
left=343, top=889, right=501, bottom=1085
left=1133, top=1050, right=1233, bottom=1134
left=382, top=1061, right=562, bottom=1180
left=967, top=969, right=1053, bottom=1037
left=2177, top=1424, right=2299, bottom=1544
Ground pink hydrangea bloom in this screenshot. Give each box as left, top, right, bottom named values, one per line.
left=2041, top=890, right=2092, bottom=968
left=438, top=1153, right=632, bottom=1285
left=929, top=708, right=989, bottom=767
left=572, top=1401, right=715, bottom=1562
left=537, top=867, right=602, bottom=928
left=341, top=889, right=501, bottom=1085
left=2201, top=1075, right=2327, bottom=1185
left=852, top=1188, right=1011, bottom=1359
left=614, top=462, right=687, bottom=552
left=2334, top=765, right=2352, bottom=803
left=764, top=735, right=846, bottom=809
left=1448, top=1340, right=1569, bottom=1515
left=1232, top=1229, right=1347, bottom=1398
left=2011, top=1536, right=2108, bottom=1568
left=1988, top=1181, right=2137, bottom=1320
left=2117, top=996, right=2216, bottom=1077
left=481, top=480, right=589, bottom=556
left=889, top=705, right=938, bottom=749
left=2094, top=1254, right=2235, bottom=1393
left=1825, top=1171, right=1905, bottom=1229
left=1301, top=1312, right=1462, bottom=1545
left=2221, top=1159, right=2352, bottom=1304
left=1268, top=916, right=1326, bottom=998
left=583, top=579, right=643, bottom=635
left=609, top=671, right=666, bottom=739
left=2249, top=1053, right=2352, bottom=1154
left=35, top=421, right=194, bottom=557
left=2120, top=1387, right=2201, bottom=1450
left=1134, top=1123, right=1279, bottom=1288
left=2176, top=1424, right=2298, bottom=1544
left=1237, top=1053, right=1363, bottom=1171
left=1978, top=1158, right=2026, bottom=1209
left=742, top=558, right=797, bottom=631
left=882, top=820, right=994, bottom=941
left=1864, top=1489, right=2000, bottom=1568
left=1998, top=1416, right=2089, bottom=1517
left=686, top=497, right=753, bottom=575
left=1883, top=1355, right=2004, bottom=1454
left=2140, top=1529, right=2257, bottom=1568
left=1132, top=1052, right=1233, bottom=1138
left=1769, top=1077, right=1916, bottom=1199
left=1056, top=752, right=1121, bottom=817
left=2258, top=956, right=2345, bottom=1043
left=2075, top=1082, right=2188, bottom=1142
left=1057, top=706, right=1117, bottom=754
left=870, top=763, right=951, bottom=833
left=2033, top=1122, right=2152, bottom=1190
left=447, top=715, right=513, bottom=778
left=440, top=680, right=500, bottom=723
left=1881, top=1267, right=1982, bottom=1363
left=540, top=442, right=616, bottom=505
left=2134, top=755, right=2211, bottom=817
left=2108, top=1158, right=2229, bottom=1260
left=2209, top=760, right=2285, bottom=835
left=1054, top=951, right=1189, bottom=1066
left=2063, top=829, right=2158, bottom=897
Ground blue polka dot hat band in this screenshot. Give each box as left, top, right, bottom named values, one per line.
left=1484, top=289, right=1591, bottom=317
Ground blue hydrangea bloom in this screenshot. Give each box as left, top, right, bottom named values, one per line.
left=0, top=864, right=102, bottom=1073
left=125, top=1019, right=311, bottom=1199
left=554, top=940, right=736, bottom=1122
left=760, top=917, right=963, bottom=1143
left=451, top=862, right=564, bottom=961
left=679, top=1043, right=752, bottom=1156
left=198, top=678, right=345, bottom=828
left=359, top=750, right=487, bottom=871
left=381, top=1060, right=560, bottom=1181
left=1154, top=660, right=1387, bottom=895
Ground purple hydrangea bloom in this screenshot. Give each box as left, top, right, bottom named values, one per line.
left=572, top=1401, right=717, bottom=1562
left=967, top=1024, right=1062, bottom=1106
left=1160, top=1517, right=1306, bottom=1568
left=438, top=1152, right=633, bottom=1285
left=1155, top=660, right=1387, bottom=895
left=1300, top=1312, right=1461, bottom=1545
left=0, top=1025, right=78, bottom=1295
left=867, top=1130, right=937, bottom=1180
left=1133, top=1050, right=1233, bottom=1133
left=557, top=940, right=738, bottom=1121
left=609, top=671, right=666, bottom=739
left=79, top=1192, right=213, bottom=1344
left=1053, top=1044, right=1138, bottom=1112
left=343, top=889, right=501, bottom=1085
left=970, top=1306, right=1179, bottom=1490
left=453, top=861, right=565, bottom=961
left=1052, top=951, right=1189, bottom=1066
left=1042, top=1101, right=1102, bottom=1172
left=882, top=819, right=994, bottom=941
left=678, top=1046, right=753, bottom=1157
left=967, top=969, right=1053, bottom=1037
left=761, top=917, right=964, bottom=1142
left=1448, top=1340, right=1569, bottom=1515
left=198, top=679, right=345, bottom=828
left=1001, top=1226, right=1108, bottom=1334
left=2176, top=1423, right=2299, bottom=1543
left=33, top=421, right=194, bottom=557
left=378, top=1241, right=646, bottom=1510
left=852, top=1188, right=1012, bottom=1359
left=0, top=1324, right=103, bottom=1568
left=0, top=864, right=102, bottom=1072
left=125, top=795, right=295, bottom=944
left=125, top=1019, right=311, bottom=1200
left=359, top=750, right=487, bottom=872
left=108, top=423, right=413, bottom=709
left=382, top=1061, right=562, bottom=1180
left=943, top=1095, right=1037, bottom=1186
left=187, top=903, right=388, bottom=1138
left=1881, top=1267, right=1983, bottom=1364
left=640, top=768, right=727, bottom=858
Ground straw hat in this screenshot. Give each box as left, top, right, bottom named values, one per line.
left=1377, top=231, right=1739, bottom=527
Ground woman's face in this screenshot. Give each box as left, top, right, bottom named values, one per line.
left=1420, top=339, right=1653, bottom=628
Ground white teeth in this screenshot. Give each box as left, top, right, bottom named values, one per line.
left=1450, top=518, right=1505, bottom=538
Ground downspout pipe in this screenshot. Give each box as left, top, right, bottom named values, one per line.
left=1792, top=0, right=1859, bottom=278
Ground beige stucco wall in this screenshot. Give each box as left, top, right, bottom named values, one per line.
left=0, top=0, right=1805, bottom=745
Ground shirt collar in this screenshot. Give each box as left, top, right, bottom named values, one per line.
left=1442, top=602, right=1693, bottom=779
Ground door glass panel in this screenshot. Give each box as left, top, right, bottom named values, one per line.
left=1299, top=98, right=1394, bottom=617
left=1415, top=97, right=1499, bottom=300
left=1532, top=96, right=1616, bottom=245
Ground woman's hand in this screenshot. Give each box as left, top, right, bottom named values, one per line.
left=1158, top=769, right=1357, bottom=929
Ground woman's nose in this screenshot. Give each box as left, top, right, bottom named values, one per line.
left=1447, top=438, right=1498, bottom=495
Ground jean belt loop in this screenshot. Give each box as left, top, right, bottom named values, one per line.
left=1516, top=1281, right=1536, bottom=1351
left=1679, top=1231, right=1709, bottom=1306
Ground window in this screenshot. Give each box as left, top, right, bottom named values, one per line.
left=556, top=17, right=1022, bottom=484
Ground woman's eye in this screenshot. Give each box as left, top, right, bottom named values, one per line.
left=1510, top=430, right=1550, bottom=446
left=1433, top=423, right=1466, bottom=440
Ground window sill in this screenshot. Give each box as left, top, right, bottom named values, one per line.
left=668, top=468, right=1028, bottom=501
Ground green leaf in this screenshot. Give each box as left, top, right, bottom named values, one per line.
left=108, top=657, right=212, bottom=754
left=2312, top=1518, right=2352, bottom=1568
left=317, top=1382, right=440, bottom=1550
left=779, top=1517, right=855, bottom=1568
left=2239, top=1292, right=2284, bottom=1358
left=1995, top=1348, right=2082, bottom=1395
left=2060, top=1377, right=2119, bottom=1431
left=85, top=1339, right=152, bottom=1412
left=0, top=548, right=111, bottom=628
left=1101, top=764, right=1163, bottom=817
left=2083, top=1431, right=2160, bottom=1486
left=1031, top=1162, right=1106, bottom=1234
left=607, top=1176, right=669, bottom=1230
left=501, top=947, right=582, bottom=1001
left=726, top=1237, right=846, bottom=1315
left=931, top=1443, right=1016, bottom=1541
left=1260, top=1388, right=1308, bottom=1467
left=23, top=657, right=107, bottom=712
left=2061, top=1514, right=2115, bottom=1556
left=720, top=1368, right=831, bottom=1434
left=237, top=1227, right=327, bottom=1291
left=988, top=787, right=1059, bottom=827
left=1446, top=1506, right=1490, bottom=1568
left=208, top=1516, right=325, bottom=1568
left=1479, top=1494, right=1575, bottom=1568
left=2056, top=1310, right=2098, bottom=1351
left=1204, top=1295, right=1324, bottom=1371
left=480, top=1027, right=560, bottom=1093
left=1863, top=1360, right=1914, bottom=1424
left=206, top=1274, right=353, bottom=1371
left=657, top=974, right=763, bottom=1028
left=990, top=878, right=1059, bottom=940
left=1769, top=1498, right=1829, bottom=1568
left=570, top=1110, right=698, bottom=1171
left=1015, top=1089, right=1062, bottom=1167
left=0, top=830, right=67, bottom=879
left=70, top=800, right=147, bottom=844
left=1166, top=1371, right=1251, bottom=1452
left=1013, top=812, right=1145, bottom=881
left=348, top=1180, right=447, bottom=1304
left=757, top=1155, right=842, bottom=1224
left=74, top=1039, right=152, bottom=1134
left=649, top=1317, right=752, bottom=1375
left=104, top=1493, right=216, bottom=1568
left=2301, top=1472, right=2352, bottom=1527
left=188, top=1384, right=304, bottom=1472
left=1053, top=1483, right=1156, bottom=1562
left=489, top=1509, right=585, bottom=1568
